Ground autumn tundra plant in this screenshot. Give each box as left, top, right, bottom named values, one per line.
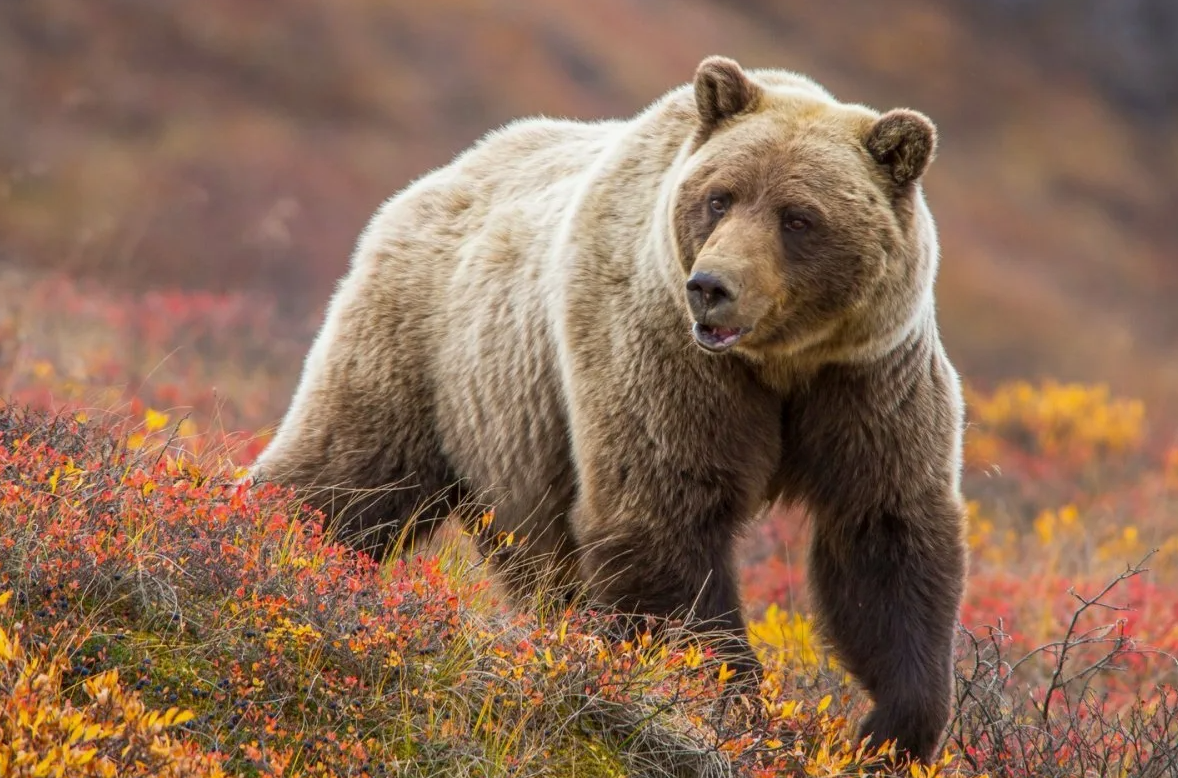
left=945, top=554, right=1178, bottom=777
left=3, top=392, right=1177, bottom=777
left=0, top=404, right=937, bottom=777
left=4, top=268, right=1178, bottom=776
left=0, top=590, right=226, bottom=778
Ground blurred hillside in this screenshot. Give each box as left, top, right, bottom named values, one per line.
left=2, top=0, right=1177, bottom=414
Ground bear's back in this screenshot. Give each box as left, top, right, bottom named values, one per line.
left=356, top=117, right=633, bottom=537
left=454, top=117, right=625, bottom=199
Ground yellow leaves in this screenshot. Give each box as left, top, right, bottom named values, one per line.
left=143, top=409, right=170, bottom=434
left=1034, top=510, right=1055, bottom=546
left=285, top=554, right=318, bottom=571
left=31, top=751, right=57, bottom=777
left=967, top=518, right=994, bottom=552
left=180, top=460, right=201, bottom=485
left=140, top=706, right=193, bottom=734
left=0, top=626, right=14, bottom=663
left=816, top=694, right=832, bottom=714
left=748, top=604, right=825, bottom=669
left=1097, top=524, right=1144, bottom=563
left=966, top=379, right=1145, bottom=462
left=908, top=749, right=963, bottom=778
left=680, top=642, right=703, bottom=669
left=164, top=454, right=209, bottom=488
left=1034, top=504, right=1082, bottom=548
left=772, top=699, right=799, bottom=719
left=1, top=609, right=216, bottom=778
left=67, top=721, right=107, bottom=745
left=265, top=617, right=323, bottom=653
left=716, top=662, right=737, bottom=684
left=0, top=592, right=19, bottom=663
left=801, top=723, right=863, bottom=776
left=46, top=459, right=85, bottom=496
left=125, top=409, right=178, bottom=452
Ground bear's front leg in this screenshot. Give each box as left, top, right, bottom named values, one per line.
left=576, top=522, right=762, bottom=689
left=780, top=342, right=968, bottom=765
left=560, top=328, right=782, bottom=694
left=808, top=489, right=966, bottom=764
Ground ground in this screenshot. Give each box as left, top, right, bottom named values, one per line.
left=1, top=265, right=1177, bottom=777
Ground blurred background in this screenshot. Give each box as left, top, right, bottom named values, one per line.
left=3, top=7, right=1178, bottom=772
left=2, top=0, right=1177, bottom=416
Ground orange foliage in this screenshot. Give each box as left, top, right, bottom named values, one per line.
left=0, top=592, right=225, bottom=778
left=3, top=267, right=1177, bottom=774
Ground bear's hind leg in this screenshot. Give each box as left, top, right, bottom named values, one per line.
left=248, top=270, right=461, bottom=560
left=251, top=410, right=465, bottom=560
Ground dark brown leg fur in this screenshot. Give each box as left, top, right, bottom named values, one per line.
left=557, top=295, right=783, bottom=689
left=578, top=524, right=762, bottom=688
left=776, top=340, right=968, bottom=765
left=808, top=499, right=964, bottom=763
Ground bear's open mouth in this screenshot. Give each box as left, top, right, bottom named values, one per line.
left=692, top=322, right=748, bottom=352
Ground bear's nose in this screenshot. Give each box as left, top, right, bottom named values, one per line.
left=686, top=272, right=735, bottom=316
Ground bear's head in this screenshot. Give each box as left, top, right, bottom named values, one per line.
left=671, top=56, right=940, bottom=365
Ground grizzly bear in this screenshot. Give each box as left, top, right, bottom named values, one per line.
left=249, top=55, right=968, bottom=764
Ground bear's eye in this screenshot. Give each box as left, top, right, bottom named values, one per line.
left=782, top=214, right=811, bottom=233
left=707, top=193, right=730, bottom=217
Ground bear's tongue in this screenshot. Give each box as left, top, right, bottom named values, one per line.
left=694, top=322, right=745, bottom=350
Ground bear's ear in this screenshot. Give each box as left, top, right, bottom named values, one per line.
left=864, top=109, right=938, bottom=187
left=693, top=55, right=762, bottom=132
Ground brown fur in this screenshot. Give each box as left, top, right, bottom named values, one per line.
left=249, top=55, right=968, bottom=765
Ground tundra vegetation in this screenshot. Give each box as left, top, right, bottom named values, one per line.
left=1, top=267, right=1176, bottom=776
